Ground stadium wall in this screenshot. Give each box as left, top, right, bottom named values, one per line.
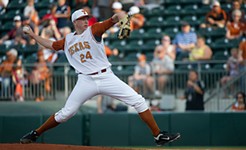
left=0, top=110, right=245, bottom=146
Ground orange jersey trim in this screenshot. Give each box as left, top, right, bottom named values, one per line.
left=91, top=18, right=115, bottom=37
left=52, top=38, right=65, bottom=51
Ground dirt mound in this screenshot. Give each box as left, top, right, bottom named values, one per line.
left=0, top=144, right=135, bottom=150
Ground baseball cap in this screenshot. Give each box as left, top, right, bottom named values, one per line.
left=181, top=21, right=190, bottom=26
left=71, top=9, right=89, bottom=22
left=7, top=48, right=18, bottom=57
left=212, top=1, right=220, bottom=7
left=14, top=15, right=21, bottom=21
left=129, top=6, right=140, bottom=15
left=2, top=0, right=9, bottom=7
left=112, top=2, right=122, bottom=9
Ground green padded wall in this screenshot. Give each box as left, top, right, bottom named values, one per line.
left=89, top=113, right=129, bottom=146
left=1, top=115, right=42, bottom=143
left=170, top=112, right=210, bottom=146
left=210, top=112, right=246, bottom=146
left=129, top=113, right=170, bottom=146
left=42, top=114, right=84, bottom=145
left=0, top=117, right=3, bottom=143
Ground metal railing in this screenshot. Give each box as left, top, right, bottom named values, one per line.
left=0, top=60, right=235, bottom=112
left=204, top=68, right=246, bottom=112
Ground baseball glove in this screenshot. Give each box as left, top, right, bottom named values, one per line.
left=118, top=14, right=132, bottom=39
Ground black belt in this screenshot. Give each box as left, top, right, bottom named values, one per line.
left=80, top=68, right=107, bottom=75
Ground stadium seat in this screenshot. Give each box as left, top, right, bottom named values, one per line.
left=110, top=40, right=127, bottom=50
left=182, top=15, right=199, bottom=26
left=7, top=0, right=26, bottom=9
left=164, top=5, right=182, bottom=15
left=163, top=16, right=181, bottom=27
left=145, top=16, right=165, bottom=27
left=211, top=38, right=232, bottom=50
left=181, top=4, right=199, bottom=16
left=143, top=39, right=161, bottom=51
left=197, top=5, right=210, bottom=14
left=163, top=27, right=179, bottom=38
left=125, top=40, right=144, bottom=51
left=144, top=27, right=163, bottom=39
left=176, top=63, right=194, bottom=71
left=212, top=63, right=227, bottom=71
left=129, top=29, right=145, bottom=40
left=212, top=51, right=229, bottom=60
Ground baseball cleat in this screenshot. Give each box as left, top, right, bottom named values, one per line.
left=154, top=131, right=181, bottom=146
left=20, top=130, right=39, bottom=144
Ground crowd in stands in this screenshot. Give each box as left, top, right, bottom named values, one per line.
left=0, top=0, right=245, bottom=111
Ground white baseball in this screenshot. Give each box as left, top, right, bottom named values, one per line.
left=23, top=26, right=30, bottom=33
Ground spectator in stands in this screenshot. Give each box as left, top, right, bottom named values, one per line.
left=146, top=45, right=174, bottom=95
left=83, top=6, right=97, bottom=26
left=22, top=16, right=38, bottom=45
left=128, top=6, right=145, bottom=31
left=183, top=70, right=205, bottom=111
left=109, top=1, right=126, bottom=34
left=239, top=39, right=246, bottom=66
left=29, top=49, right=51, bottom=102
left=231, top=91, right=246, bottom=111
left=220, top=48, right=242, bottom=97
left=0, top=48, right=18, bottom=101
left=226, top=9, right=246, bottom=40
left=97, top=95, right=128, bottom=113
left=41, top=19, right=61, bottom=41
left=40, top=20, right=61, bottom=64
left=128, top=54, right=151, bottom=95
left=201, top=1, right=227, bottom=28
left=228, top=0, right=245, bottom=22
left=173, top=21, right=197, bottom=61
left=39, top=4, right=58, bottom=27
left=0, top=0, right=9, bottom=14
left=0, top=16, right=26, bottom=45
left=121, top=0, right=134, bottom=12
left=12, top=58, right=27, bottom=102
left=75, top=0, right=92, bottom=10
left=24, top=0, right=39, bottom=26
left=161, top=35, right=176, bottom=61
left=189, top=36, right=213, bottom=61
left=55, top=0, right=71, bottom=31
left=96, top=0, right=114, bottom=21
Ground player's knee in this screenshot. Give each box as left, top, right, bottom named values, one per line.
left=55, top=108, right=77, bottom=123
left=132, top=96, right=148, bottom=113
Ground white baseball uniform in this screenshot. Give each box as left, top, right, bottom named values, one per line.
left=52, top=18, right=148, bottom=123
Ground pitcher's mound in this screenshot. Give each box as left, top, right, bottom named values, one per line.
left=0, top=143, right=134, bottom=150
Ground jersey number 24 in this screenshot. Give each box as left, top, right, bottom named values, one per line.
left=80, top=51, right=92, bottom=63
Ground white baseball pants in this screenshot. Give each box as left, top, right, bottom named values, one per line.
left=55, top=68, right=148, bottom=123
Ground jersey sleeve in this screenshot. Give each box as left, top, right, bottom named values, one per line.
left=52, top=38, right=65, bottom=51
left=91, top=18, right=115, bottom=37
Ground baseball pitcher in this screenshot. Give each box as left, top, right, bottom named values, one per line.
left=20, top=9, right=180, bottom=146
